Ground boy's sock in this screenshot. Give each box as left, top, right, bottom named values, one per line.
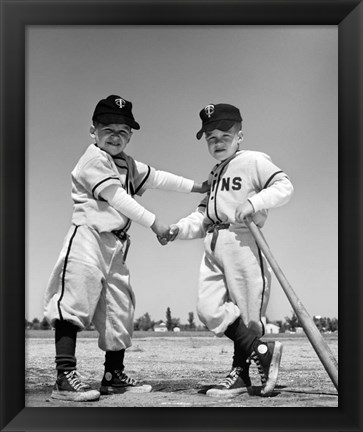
left=104, top=350, right=125, bottom=371
left=225, top=316, right=257, bottom=364
left=100, top=349, right=152, bottom=395
left=55, top=319, right=78, bottom=373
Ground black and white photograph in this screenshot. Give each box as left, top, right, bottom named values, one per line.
left=1, top=1, right=362, bottom=431
left=25, top=25, right=338, bottom=407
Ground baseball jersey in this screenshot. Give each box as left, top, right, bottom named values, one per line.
left=71, top=144, right=194, bottom=232
left=176, top=150, right=293, bottom=239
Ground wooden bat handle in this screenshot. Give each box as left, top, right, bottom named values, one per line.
left=245, top=217, right=338, bottom=391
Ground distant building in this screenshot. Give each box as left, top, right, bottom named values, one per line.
left=154, top=322, right=168, bottom=332
left=265, top=323, right=280, bottom=334
left=173, top=327, right=181, bottom=333
left=262, top=316, right=280, bottom=334
left=295, top=327, right=304, bottom=334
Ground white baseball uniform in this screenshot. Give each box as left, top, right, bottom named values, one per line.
left=175, top=150, right=293, bottom=337
left=44, top=143, right=194, bottom=351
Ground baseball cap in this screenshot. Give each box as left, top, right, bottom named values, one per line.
left=92, top=95, right=140, bottom=129
left=196, top=103, right=242, bottom=140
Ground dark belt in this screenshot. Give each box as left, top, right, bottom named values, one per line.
left=207, top=223, right=230, bottom=251
left=112, top=229, right=131, bottom=263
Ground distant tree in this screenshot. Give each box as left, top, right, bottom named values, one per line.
left=32, top=318, right=40, bottom=330
left=329, top=318, right=338, bottom=332
left=171, top=317, right=180, bottom=329
left=25, top=318, right=29, bottom=329
left=135, top=313, right=154, bottom=331
left=321, top=316, right=328, bottom=331
left=40, top=317, right=51, bottom=330
left=284, top=312, right=301, bottom=332
left=313, top=316, right=338, bottom=333
left=275, top=320, right=288, bottom=333
left=166, top=307, right=173, bottom=331
left=313, top=316, right=323, bottom=331
left=187, top=312, right=196, bottom=330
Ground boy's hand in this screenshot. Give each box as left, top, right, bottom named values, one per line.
left=156, top=224, right=179, bottom=245
left=235, top=201, right=254, bottom=223
left=168, top=225, right=179, bottom=242
left=191, top=180, right=209, bottom=194
left=151, top=218, right=170, bottom=239
left=157, top=235, right=169, bottom=245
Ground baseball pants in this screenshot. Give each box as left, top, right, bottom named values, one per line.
left=196, top=226, right=271, bottom=337
left=44, top=224, right=135, bottom=351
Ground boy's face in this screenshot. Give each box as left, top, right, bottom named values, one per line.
left=91, top=123, right=132, bottom=156
left=205, top=126, right=242, bottom=162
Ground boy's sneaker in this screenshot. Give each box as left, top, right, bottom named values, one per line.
left=100, top=369, right=152, bottom=395
left=51, top=370, right=100, bottom=402
left=206, top=366, right=252, bottom=398
left=250, top=340, right=282, bottom=396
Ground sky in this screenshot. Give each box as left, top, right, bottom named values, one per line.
left=26, top=26, right=338, bottom=325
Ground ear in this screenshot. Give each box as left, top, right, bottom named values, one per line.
left=89, top=125, right=96, bottom=139
left=237, top=131, right=244, bottom=143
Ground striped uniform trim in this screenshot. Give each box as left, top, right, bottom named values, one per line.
left=213, top=166, right=225, bottom=223
left=256, top=244, right=266, bottom=336
left=263, top=170, right=284, bottom=189
left=129, top=178, right=135, bottom=196
left=134, top=165, right=151, bottom=195
left=92, top=176, right=120, bottom=198
left=114, top=162, right=130, bottom=191
left=114, top=157, right=135, bottom=196
left=123, top=218, right=132, bottom=232
left=205, top=203, right=215, bottom=224
left=57, top=225, right=79, bottom=321
left=209, top=154, right=239, bottom=223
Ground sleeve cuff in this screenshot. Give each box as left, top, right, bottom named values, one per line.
left=248, top=194, right=265, bottom=213
left=181, top=178, right=194, bottom=192
left=138, top=210, right=156, bottom=228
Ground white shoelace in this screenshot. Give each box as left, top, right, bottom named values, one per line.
left=64, top=370, right=87, bottom=391
left=218, top=368, right=240, bottom=388
left=114, top=370, right=137, bottom=386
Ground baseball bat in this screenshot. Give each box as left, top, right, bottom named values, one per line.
left=245, top=217, right=338, bottom=391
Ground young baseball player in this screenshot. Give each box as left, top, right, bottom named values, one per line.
left=162, top=103, right=294, bottom=397
left=43, top=95, right=208, bottom=401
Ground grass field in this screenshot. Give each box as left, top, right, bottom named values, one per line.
left=25, top=330, right=338, bottom=408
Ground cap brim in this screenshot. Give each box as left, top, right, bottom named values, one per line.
left=196, top=119, right=236, bottom=140
left=196, top=128, right=204, bottom=140
left=93, top=113, right=140, bottom=130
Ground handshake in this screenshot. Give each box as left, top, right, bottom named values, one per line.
left=151, top=218, right=179, bottom=246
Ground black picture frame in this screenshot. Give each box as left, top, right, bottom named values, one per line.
left=1, top=1, right=362, bottom=431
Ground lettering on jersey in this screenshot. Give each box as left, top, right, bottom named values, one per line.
left=232, top=177, right=242, bottom=190
left=221, top=178, right=230, bottom=191
left=219, top=176, right=242, bottom=191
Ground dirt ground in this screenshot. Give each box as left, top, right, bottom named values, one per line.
left=25, top=332, right=338, bottom=408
